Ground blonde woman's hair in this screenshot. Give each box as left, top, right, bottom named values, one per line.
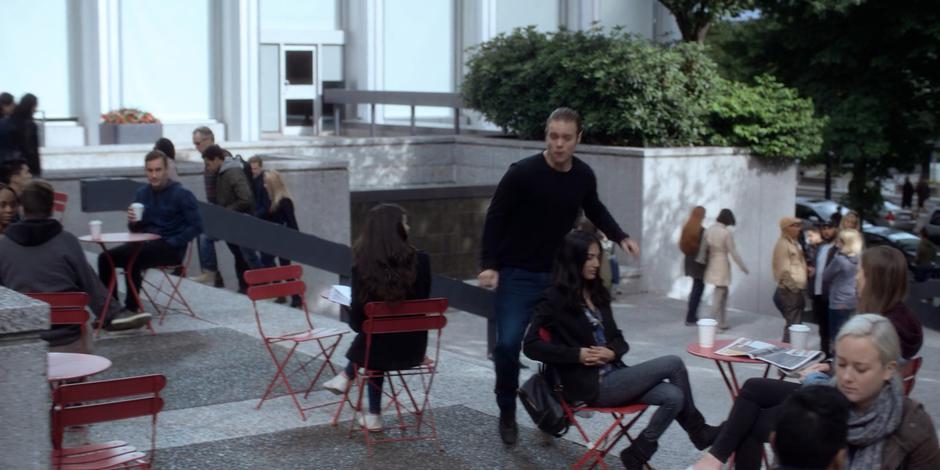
left=837, top=229, right=864, bottom=257
left=840, top=211, right=860, bottom=230
left=835, top=313, right=901, bottom=365
left=263, top=170, right=292, bottom=212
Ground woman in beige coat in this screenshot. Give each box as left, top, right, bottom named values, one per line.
left=704, top=209, right=749, bottom=330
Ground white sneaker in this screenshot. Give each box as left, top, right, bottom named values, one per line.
left=358, top=413, right=382, bottom=432
left=322, top=373, right=350, bottom=395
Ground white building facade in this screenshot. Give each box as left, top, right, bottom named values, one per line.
left=0, top=0, right=678, bottom=146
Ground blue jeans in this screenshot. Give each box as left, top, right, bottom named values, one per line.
left=197, top=233, right=219, bottom=272
left=828, top=308, right=854, bottom=345
left=610, top=258, right=620, bottom=284
left=493, top=267, right=552, bottom=413
left=686, top=278, right=705, bottom=324
left=593, top=355, right=697, bottom=441
left=240, top=246, right=262, bottom=269
left=345, top=362, right=382, bottom=414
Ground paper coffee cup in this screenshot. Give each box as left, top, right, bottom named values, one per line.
left=130, top=203, right=144, bottom=221
left=89, top=220, right=102, bottom=239
left=697, top=318, right=718, bottom=348
left=788, top=324, right=811, bottom=350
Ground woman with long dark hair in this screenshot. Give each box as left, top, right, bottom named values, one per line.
left=322, top=203, right=431, bottom=431
left=8, top=94, right=41, bottom=176
left=524, top=230, right=719, bottom=469
left=679, top=206, right=707, bottom=325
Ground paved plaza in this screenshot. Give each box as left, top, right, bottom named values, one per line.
left=53, top=255, right=940, bottom=470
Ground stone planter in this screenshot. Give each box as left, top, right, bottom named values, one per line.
left=98, top=123, right=163, bottom=145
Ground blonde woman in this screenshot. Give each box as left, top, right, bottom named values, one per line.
left=703, top=209, right=749, bottom=330
left=822, top=229, right=863, bottom=346
left=260, top=170, right=301, bottom=307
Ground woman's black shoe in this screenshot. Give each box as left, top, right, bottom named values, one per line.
left=498, top=416, right=518, bottom=445
left=619, top=438, right=657, bottom=470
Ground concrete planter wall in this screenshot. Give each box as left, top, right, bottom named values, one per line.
left=98, top=123, right=163, bottom=145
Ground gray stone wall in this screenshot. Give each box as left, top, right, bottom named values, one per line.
left=0, top=287, right=50, bottom=469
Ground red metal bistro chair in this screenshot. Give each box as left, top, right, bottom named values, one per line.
left=139, top=241, right=204, bottom=325
left=53, top=191, right=68, bottom=221
left=245, top=265, right=349, bottom=421
left=332, top=298, right=448, bottom=454
left=538, top=328, right=652, bottom=470
left=900, top=356, right=923, bottom=396
left=28, top=292, right=91, bottom=336
left=51, top=374, right=166, bottom=470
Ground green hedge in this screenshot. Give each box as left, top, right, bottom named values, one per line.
left=463, top=27, right=825, bottom=160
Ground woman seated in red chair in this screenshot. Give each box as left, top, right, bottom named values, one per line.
left=524, top=230, right=720, bottom=469
left=322, top=203, right=431, bottom=432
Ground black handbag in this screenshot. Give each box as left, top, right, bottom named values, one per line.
left=517, top=366, right=569, bottom=437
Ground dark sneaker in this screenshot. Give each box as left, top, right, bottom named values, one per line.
left=105, top=310, right=152, bottom=331
left=498, top=416, right=518, bottom=445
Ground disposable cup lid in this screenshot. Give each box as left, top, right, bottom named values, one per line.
left=788, top=324, right=811, bottom=332
left=697, top=319, right=718, bottom=326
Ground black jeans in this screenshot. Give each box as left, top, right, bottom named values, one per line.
left=686, top=278, right=705, bottom=324
left=99, top=239, right=182, bottom=311
left=773, top=287, right=805, bottom=342
left=709, top=378, right=799, bottom=468
left=226, top=242, right=249, bottom=292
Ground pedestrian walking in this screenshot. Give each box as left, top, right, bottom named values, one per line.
left=703, top=209, right=749, bottom=330
left=772, top=216, right=807, bottom=342
left=679, top=206, right=707, bottom=325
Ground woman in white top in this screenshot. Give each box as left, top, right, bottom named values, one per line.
left=703, top=208, right=749, bottom=330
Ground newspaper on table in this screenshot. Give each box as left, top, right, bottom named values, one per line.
left=715, top=338, right=825, bottom=372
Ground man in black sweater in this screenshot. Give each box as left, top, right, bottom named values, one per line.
left=479, top=107, right=639, bottom=444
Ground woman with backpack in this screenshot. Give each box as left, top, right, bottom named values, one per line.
left=679, top=206, right=707, bottom=325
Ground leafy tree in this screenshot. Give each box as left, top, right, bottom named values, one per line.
left=658, top=0, right=754, bottom=42
left=707, top=0, right=940, bottom=216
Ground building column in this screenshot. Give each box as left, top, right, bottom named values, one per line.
left=219, top=0, right=260, bottom=142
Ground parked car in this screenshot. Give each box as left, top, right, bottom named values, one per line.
left=862, top=225, right=940, bottom=280
left=795, top=197, right=915, bottom=232
left=925, top=209, right=940, bottom=245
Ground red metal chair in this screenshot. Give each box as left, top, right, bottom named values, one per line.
left=245, top=265, right=350, bottom=420
left=28, top=292, right=91, bottom=336
left=139, top=241, right=204, bottom=325
left=53, top=191, right=68, bottom=221
left=50, top=374, right=166, bottom=470
left=901, top=356, right=923, bottom=396
left=538, top=328, right=651, bottom=470
left=332, top=298, right=448, bottom=454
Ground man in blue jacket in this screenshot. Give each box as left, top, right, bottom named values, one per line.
left=98, top=150, right=203, bottom=314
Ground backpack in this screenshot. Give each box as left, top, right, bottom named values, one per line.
left=233, top=154, right=255, bottom=200
left=517, top=365, right=569, bottom=437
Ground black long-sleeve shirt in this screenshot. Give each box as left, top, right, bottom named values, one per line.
left=262, top=198, right=299, bottom=230
left=480, top=153, right=628, bottom=272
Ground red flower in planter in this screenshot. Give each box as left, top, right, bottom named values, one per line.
left=101, top=108, right=161, bottom=124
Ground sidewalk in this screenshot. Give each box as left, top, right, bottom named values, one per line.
left=63, top=272, right=940, bottom=469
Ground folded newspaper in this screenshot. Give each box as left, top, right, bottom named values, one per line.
left=716, top=338, right=824, bottom=372
left=323, top=285, right=351, bottom=307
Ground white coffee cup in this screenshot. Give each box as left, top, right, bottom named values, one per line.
left=89, top=220, right=102, bottom=240
left=130, top=203, right=144, bottom=221
left=788, top=324, right=811, bottom=350
left=697, top=318, right=718, bottom=348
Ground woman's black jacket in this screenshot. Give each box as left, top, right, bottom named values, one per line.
left=523, top=289, right=629, bottom=403
left=345, top=251, right=431, bottom=371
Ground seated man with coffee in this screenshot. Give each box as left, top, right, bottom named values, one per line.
left=98, top=150, right=202, bottom=315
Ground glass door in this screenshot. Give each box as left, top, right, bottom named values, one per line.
left=281, top=45, right=317, bottom=135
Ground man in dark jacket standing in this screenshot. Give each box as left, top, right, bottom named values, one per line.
left=478, top=108, right=639, bottom=445
left=98, top=151, right=203, bottom=314
left=202, top=145, right=258, bottom=292
left=0, top=180, right=150, bottom=345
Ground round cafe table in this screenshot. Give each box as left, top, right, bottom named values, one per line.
left=686, top=338, right=790, bottom=400
left=79, top=232, right=161, bottom=335
left=47, top=352, right=112, bottom=383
